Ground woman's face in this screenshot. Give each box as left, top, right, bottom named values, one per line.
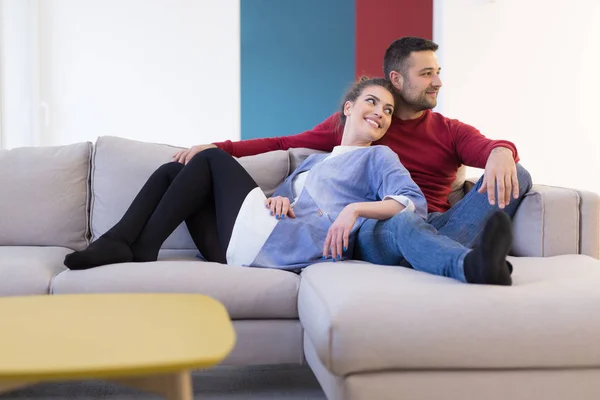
left=344, top=85, right=394, bottom=143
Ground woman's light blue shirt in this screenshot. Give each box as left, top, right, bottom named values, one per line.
left=251, top=145, right=427, bottom=270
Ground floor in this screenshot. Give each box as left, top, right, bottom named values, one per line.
left=0, top=365, right=327, bottom=399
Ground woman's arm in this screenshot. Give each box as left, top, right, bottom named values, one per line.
left=375, top=147, right=428, bottom=219
left=323, top=199, right=405, bottom=260
left=346, top=199, right=405, bottom=220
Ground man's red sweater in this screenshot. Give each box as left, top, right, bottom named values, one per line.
left=214, top=110, right=519, bottom=213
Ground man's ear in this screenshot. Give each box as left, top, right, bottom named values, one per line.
left=343, top=100, right=352, bottom=116
left=389, top=70, right=404, bottom=91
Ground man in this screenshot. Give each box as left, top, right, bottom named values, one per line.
left=173, top=37, right=532, bottom=285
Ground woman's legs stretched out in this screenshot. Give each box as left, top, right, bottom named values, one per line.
left=64, top=148, right=258, bottom=269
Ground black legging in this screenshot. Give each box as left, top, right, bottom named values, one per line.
left=105, top=148, right=258, bottom=263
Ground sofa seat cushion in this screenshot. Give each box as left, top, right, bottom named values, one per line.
left=299, top=255, right=600, bottom=377
left=0, top=247, right=70, bottom=296
left=51, top=260, right=300, bottom=319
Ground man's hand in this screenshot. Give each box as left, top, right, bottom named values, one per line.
left=265, top=196, right=296, bottom=219
left=323, top=205, right=359, bottom=261
left=173, top=144, right=217, bottom=165
left=478, top=147, right=519, bottom=209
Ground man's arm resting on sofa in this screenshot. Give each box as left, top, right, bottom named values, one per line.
left=172, top=114, right=344, bottom=164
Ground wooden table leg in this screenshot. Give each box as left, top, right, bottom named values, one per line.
left=166, top=371, right=192, bottom=400
left=110, top=370, right=193, bottom=400
left=0, top=380, right=36, bottom=395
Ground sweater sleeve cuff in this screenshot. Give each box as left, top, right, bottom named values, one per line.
left=490, top=142, right=520, bottom=163
left=383, top=195, right=415, bottom=213
left=213, top=140, right=234, bottom=155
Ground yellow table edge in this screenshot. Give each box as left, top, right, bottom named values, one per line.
left=0, top=293, right=236, bottom=382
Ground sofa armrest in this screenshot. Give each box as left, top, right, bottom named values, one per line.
left=511, top=185, right=581, bottom=257
left=513, top=185, right=600, bottom=258
left=463, top=180, right=599, bottom=259
left=577, top=188, right=600, bottom=259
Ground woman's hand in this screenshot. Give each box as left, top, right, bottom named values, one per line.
left=323, top=205, right=358, bottom=261
left=265, top=196, right=296, bottom=219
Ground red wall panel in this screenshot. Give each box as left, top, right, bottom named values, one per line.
left=355, top=0, right=433, bottom=78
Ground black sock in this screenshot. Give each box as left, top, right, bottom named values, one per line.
left=463, top=211, right=513, bottom=286
left=64, top=236, right=133, bottom=270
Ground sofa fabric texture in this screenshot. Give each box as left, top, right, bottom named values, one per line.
left=0, top=246, right=70, bottom=295
left=299, top=255, right=600, bottom=377
left=0, top=142, right=92, bottom=250
left=51, top=260, right=300, bottom=319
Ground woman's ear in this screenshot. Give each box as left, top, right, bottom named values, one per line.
left=343, top=100, right=353, bottom=116
left=389, top=70, right=403, bottom=91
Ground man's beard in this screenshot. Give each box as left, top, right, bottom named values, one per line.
left=398, top=86, right=437, bottom=111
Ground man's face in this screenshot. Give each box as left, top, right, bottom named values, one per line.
left=398, top=51, right=442, bottom=111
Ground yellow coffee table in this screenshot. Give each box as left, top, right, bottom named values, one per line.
left=0, top=293, right=235, bottom=400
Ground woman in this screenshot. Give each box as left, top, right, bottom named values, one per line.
left=65, top=77, right=425, bottom=270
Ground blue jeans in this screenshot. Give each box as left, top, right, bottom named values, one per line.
left=354, top=164, right=533, bottom=282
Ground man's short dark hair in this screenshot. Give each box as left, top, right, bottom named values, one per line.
left=383, top=37, right=439, bottom=79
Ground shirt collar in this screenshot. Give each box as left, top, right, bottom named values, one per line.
left=326, top=145, right=367, bottom=161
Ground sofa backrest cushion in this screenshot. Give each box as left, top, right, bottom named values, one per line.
left=448, top=165, right=467, bottom=206
left=288, top=148, right=327, bottom=172
left=0, top=142, right=92, bottom=250
left=90, top=136, right=290, bottom=250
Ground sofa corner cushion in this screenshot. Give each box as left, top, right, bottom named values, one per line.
left=299, top=256, right=600, bottom=377
left=0, top=142, right=92, bottom=250
left=90, top=136, right=290, bottom=249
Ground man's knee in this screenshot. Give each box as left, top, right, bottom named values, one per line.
left=385, top=211, right=429, bottom=236
left=358, top=211, right=418, bottom=236
left=396, top=209, right=424, bottom=223
left=515, top=163, right=533, bottom=196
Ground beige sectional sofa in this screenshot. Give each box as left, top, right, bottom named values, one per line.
left=1, top=136, right=600, bottom=400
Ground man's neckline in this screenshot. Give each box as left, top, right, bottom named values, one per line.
left=393, top=109, right=430, bottom=124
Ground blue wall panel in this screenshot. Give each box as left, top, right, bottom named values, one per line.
left=240, top=0, right=355, bottom=140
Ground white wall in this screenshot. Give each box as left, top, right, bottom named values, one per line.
left=434, top=0, right=600, bottom=194
left=3, top=0, right=240, bottom=149
left=0, top=0, right=38, bottom=149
